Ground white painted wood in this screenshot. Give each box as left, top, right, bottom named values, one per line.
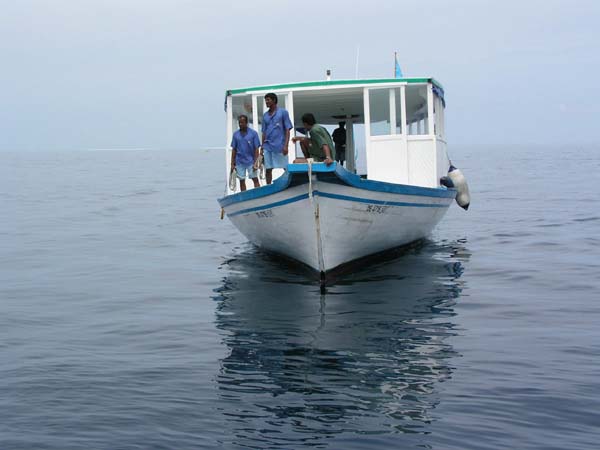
left=436, top=139, right=450, bottom=184
left=436, top=96, right=443, bottom=138
left=367, top=137, right=408, bottom=183
left=406, top=135, right=433, bottom=141
left=399, top=85, right=409, bottom=178
left=225, top=96, right=235, bottom=194
left=363, top=87, right=371, bottom=139
left=251, top=95, right=258, bottom=135
left=370, top=134, right=404, bottom=142
left=407, top=139, right=436, bottom=187
left=400, top=85, right=407, bottom=136
left=346, top=117, right=355, bottom=173
left=286, top=91, right=295, bottom=163
left=427, top=83, right=434, bottom=137
left=440, top=99, right=445, bottom=138
left=363, top=87, right=371, bottom=175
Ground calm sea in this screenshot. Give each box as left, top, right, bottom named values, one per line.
left=1, top=146, right=599, bottom=449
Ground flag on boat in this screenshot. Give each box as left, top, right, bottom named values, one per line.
left=394, top=52, right=403, bottom=78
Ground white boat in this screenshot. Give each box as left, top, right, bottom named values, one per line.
left=218, top=77, right=463, bottom=279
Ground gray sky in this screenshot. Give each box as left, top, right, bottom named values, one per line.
left=1, top=0, right=599, bottom=151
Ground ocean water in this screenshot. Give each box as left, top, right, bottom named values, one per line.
left=1, top=146, right=599, bottom=449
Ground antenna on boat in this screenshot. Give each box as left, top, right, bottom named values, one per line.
left=355, top=45, right=360, bottom=79
left=326, top=69, right=331, bottom=81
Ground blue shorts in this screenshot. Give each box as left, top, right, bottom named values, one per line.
left=263, top=150, right=288, bottom=169
left=236, top=164, right=257, bottom=180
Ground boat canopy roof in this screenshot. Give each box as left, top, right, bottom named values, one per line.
left=226, top=77, right=443, bottom=95
left=226, top=77, right=445, bottom=127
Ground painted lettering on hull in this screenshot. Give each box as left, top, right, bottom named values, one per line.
left=255, top=210, right=274, bottom=218
left=366, top=204, right=389, bottom=214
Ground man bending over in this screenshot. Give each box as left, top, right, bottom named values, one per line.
left=292, top=113, right=335, bottom=166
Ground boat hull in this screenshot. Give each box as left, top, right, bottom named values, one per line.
left=219, top=163, right=455, bottom=274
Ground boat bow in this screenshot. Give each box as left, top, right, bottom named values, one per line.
left=218, top=163, right=455, bottom=274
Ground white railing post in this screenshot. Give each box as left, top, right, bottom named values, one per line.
left=441, top=98, right=445, bottom=139
left=251, top=95, right=259, bottom=136
left=400, top=85, right=407, bottom=136
left=389, top=88, right=396, bottom=135
left=346, top=116, right=355, bottom=173
left=363, top=87, right=371, bottom=175
left=286, top=91, right=295, bottom=163
left=427, top=83, right=434, bottom=137
left=363, top=87, right=371, bottom=140
left=399, top=84, right=409, bottom=183
left=225, top=95, right=234, bottom=193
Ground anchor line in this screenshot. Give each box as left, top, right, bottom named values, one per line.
left=307, top=158, right=314, bottom=202
left=306, top=158, right=326, bottom=273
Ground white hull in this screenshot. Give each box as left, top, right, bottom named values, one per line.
left=219, top=164, right=454, bottom=274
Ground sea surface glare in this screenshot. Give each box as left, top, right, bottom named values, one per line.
left=1, top=146, right=599, bottom=449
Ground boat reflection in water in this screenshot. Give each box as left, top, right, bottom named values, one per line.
left=212, top=240, right=469, bottom=449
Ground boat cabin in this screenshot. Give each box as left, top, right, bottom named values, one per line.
left=224, top=78, right=449, bottom=193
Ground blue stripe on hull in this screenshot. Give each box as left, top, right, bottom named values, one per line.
left=228, top=190, right=449, bottom=217
left=317, top=191, right=448, bottom=208
left=228, top=193, right=309, bottom=217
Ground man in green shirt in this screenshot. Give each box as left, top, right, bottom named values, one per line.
left=292, top=113, right=335, bottom=165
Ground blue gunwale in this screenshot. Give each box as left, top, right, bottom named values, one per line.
left=333, top=165, right=455, bottom=198
left=218, top=163, right=455, bottom=209
left=218, top=169, right=293, bottom=208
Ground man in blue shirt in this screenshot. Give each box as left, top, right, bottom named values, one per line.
left=231, top=115, right=261, bottom=191
left=261, top=92, right=293, bottom=184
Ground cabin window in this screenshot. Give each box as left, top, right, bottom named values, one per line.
left=231, top=94, right=262, bottom=132
left=405, top=85, right=429, bottom=135
left=367, top=87, right=405, bottom=136
left=255, top=97, right=265, bottom=130
left=231, top=94, right=290, bottom=135
left=368, top=88, right=391, bottom=136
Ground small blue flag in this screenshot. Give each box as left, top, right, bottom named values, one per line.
left=394, top=53, right=403, bottom=78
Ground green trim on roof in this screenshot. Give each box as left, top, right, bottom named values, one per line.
left=227, top=77, right=444, bottom=95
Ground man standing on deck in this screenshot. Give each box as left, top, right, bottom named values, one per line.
left=292, top=113, right=335, bottom=165
left=231, top=115, right=261, bottom=192
left=262, top=92, right=293, bottom=184
left=331, top=121, right=346, bottom=165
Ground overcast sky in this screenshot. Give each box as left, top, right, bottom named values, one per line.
left=1, top=0, right=599, bottom=151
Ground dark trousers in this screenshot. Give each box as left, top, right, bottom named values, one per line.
left=335, top=145, right=345, bottom=163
